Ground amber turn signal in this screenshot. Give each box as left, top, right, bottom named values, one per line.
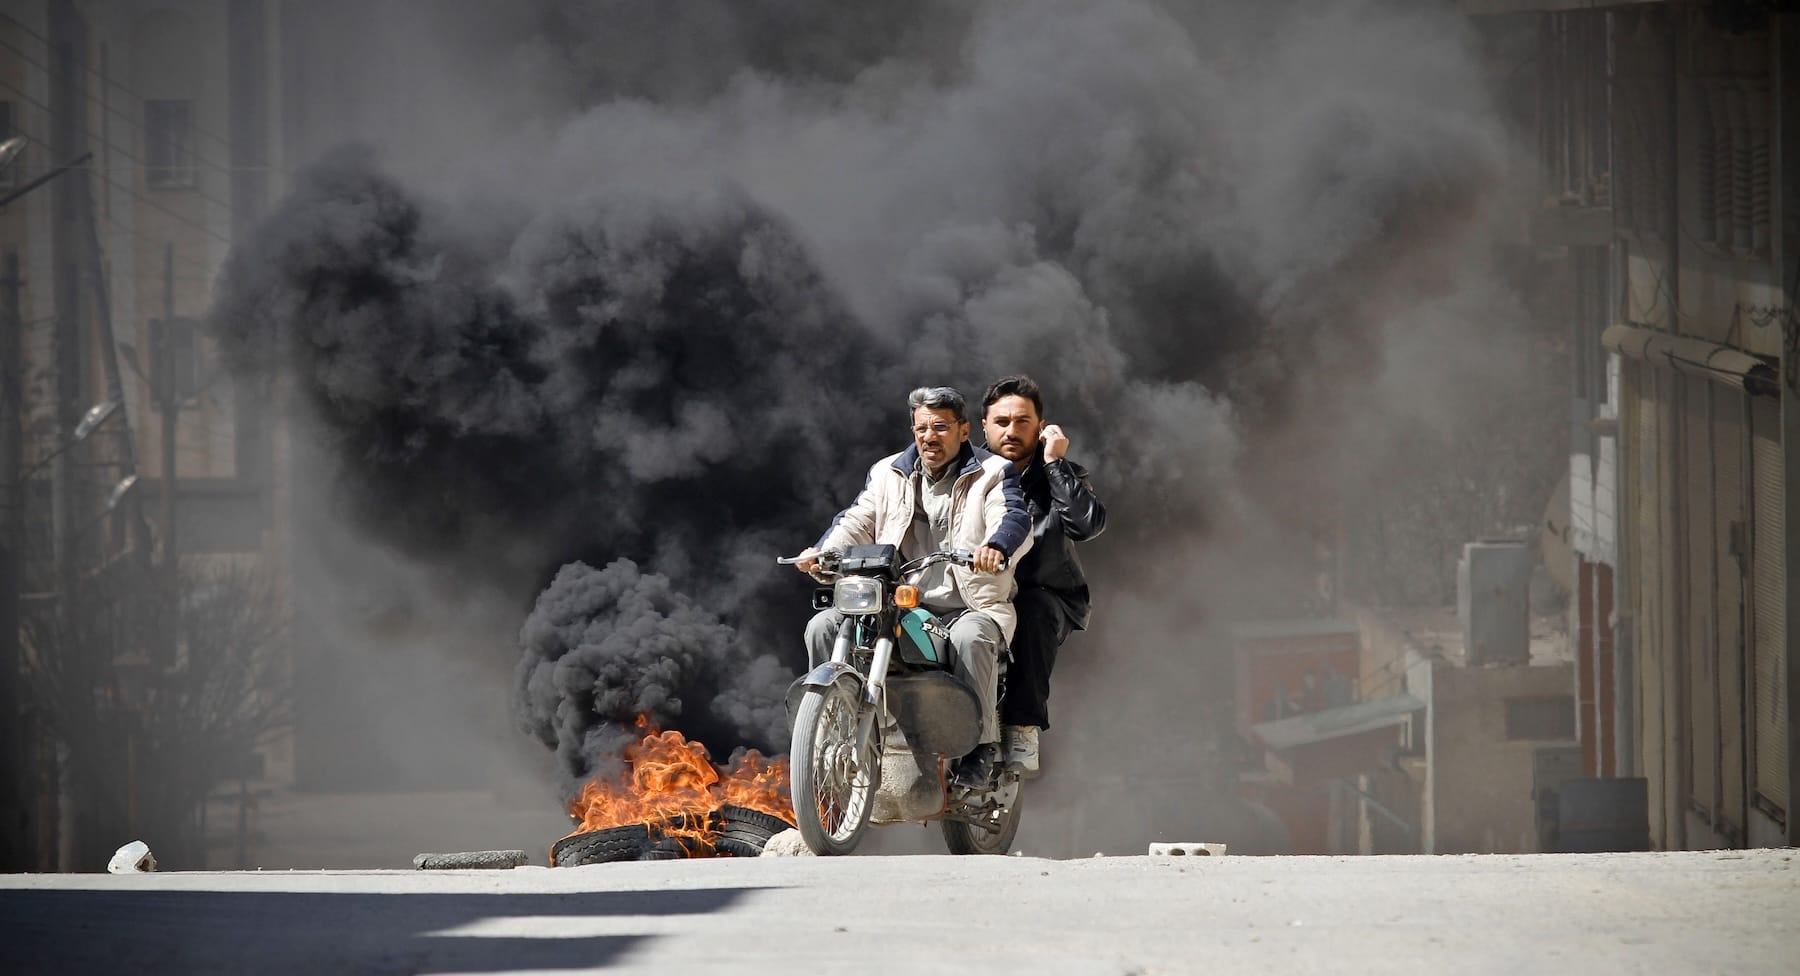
left=894, top=585, right=920, bottom=609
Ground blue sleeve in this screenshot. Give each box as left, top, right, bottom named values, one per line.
left=982, top=462, right=1032, bottom=556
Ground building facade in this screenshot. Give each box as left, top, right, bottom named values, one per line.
left=1492, top=0, right=1800, bottom=850
left=0, top=0, right=289, bottom=869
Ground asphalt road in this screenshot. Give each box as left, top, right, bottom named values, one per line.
left=4, top=849, right=1797, bottom=975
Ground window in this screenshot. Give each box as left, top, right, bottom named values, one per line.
left=1693, top=82, right=1772, bottom=260
left=0, top=101, right=16, bottom=188
left=1505, top=696, right=1576, bottom=741
left=150, top=316, right=202, bottom=406
left=144, top=99, right=195, bottom=189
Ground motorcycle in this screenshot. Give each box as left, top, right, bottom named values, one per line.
left=777, top=544, right=1024, bottom=856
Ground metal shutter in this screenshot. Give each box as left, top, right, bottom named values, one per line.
left=1750, top=396, right=1787, bottom=812
left=1684, top=377, right=1716, bottom=815
left=1630, top=361, right=1667, bottom=842
left=1712, top=384, right=1747, bottom=835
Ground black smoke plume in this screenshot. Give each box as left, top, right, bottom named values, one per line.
left=515, top=559, right=789, bottom=780
left=214, top=0, right=1554, bottom=828
left=212, top=146, right=900, bottom=784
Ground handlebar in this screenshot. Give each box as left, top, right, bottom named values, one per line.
left=900, top=548, right=973, bottom=574
left=777, top=548, right=1008, bottom=578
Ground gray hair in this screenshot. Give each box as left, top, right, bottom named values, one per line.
left=907, top=386, right=966, bottom=420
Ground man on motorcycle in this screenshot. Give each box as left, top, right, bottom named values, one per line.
left=980, top=375, right=1108, bottom=778
left=795, top=386, right=1032, bottom=790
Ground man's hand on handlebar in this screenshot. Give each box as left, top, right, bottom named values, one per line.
left=971, top=545, right=1007, bottom=573
left=793, top=547, right=822, bottom=574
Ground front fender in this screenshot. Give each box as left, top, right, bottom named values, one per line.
left=784, top=663, right=866, bottom=729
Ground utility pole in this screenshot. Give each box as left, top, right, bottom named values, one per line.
left=160, top=243, right=178, bottom=638
left=50, top=0, right=87, bottom=872
left=77, top=165, right=150, bottom=566
left=0, top=253, right=25, bottom=872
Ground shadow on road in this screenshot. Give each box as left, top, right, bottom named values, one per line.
left=1, top=885, right=762, bottom=975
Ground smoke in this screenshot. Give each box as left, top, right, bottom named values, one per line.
left=515, top=560, right=789, bottom=781
left=215, top=0, right=1552, bottom=840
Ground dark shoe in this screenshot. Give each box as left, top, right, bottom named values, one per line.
left=950, top=743, right=1001, bottom=792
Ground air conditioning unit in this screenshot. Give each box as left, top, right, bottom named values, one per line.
left=1458, top=540, right=1532, bottom=666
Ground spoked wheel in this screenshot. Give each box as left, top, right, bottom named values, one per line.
left=942, top=774, right=1023, bottom=855
left=789, top=680, right=880, bottom=855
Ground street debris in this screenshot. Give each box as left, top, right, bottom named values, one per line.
left=412, top=850, right=530, bottom=870
left=757, top=829, right=816, bottom=857
left=107, top=841, right=156, bottom=874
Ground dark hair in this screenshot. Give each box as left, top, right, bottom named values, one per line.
left=907, top=385, right=967, bottom=420
left=981, top=374, right=1043, bottom=419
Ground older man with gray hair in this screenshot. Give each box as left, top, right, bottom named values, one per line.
left=795, top=386, right=1032, bottom=789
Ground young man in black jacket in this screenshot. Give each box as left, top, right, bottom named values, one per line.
left=980, top=375, right=1107, bottom=777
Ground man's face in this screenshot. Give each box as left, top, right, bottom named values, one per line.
left=912, top=405, right=968, bottom=472
left=982, top=394, right=1042, bottom=463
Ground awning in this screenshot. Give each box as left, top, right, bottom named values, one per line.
left=1601, top=323, right=1778, bottom=398
left=1252, top=694, right=1425, bottom=752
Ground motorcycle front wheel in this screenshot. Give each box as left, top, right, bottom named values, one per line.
left=789, top=679, right=879, bottom=855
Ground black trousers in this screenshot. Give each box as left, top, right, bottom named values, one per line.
left=1000, top=587, right=1074, bottom=730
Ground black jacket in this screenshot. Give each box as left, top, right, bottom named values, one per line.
left=1013, top=447, right=1107, bottom=630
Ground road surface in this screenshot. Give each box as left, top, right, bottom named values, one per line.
left=4, top=849, right=1797, bottom=974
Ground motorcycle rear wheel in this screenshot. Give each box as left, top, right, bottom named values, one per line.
left=789, top=680, right=879, bottom=855
left=942, top=777, right=1023, bottom=855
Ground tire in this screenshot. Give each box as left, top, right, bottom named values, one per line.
left=715, top=829, right=773, bottom=858
left=942, top=777, right=1024, bottom=855
left=789, top=680, right=879, bottom=856
left=714, top=805, right=793, bottom=836
left=552, top=825, right=653, bottom=867
left=711, top=805, right=793, bottom=858
left=641, top=835, right=707, bottom=860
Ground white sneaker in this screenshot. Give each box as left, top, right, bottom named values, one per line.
left=1004, top=725, right=1040, bottom=778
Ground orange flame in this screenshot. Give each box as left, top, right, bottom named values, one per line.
left=717, top=749, right=793, bottom=824
left=558, top=717, right=795, bottom=857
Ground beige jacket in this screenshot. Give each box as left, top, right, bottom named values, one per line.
left=816, top=443, right=1034, bottom=643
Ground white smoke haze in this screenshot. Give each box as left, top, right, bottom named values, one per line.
left=215, top=0, right=1554, bottom=853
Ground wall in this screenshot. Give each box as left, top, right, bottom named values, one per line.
left=1424, top=659, right=1576, bottom=854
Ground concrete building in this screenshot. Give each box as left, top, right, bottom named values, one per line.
left=1353, top=605, right=1575, bottom=854
left=0, top=0, right=579, bottom=870
left=0, top=0, right=288, bottom=869
left=1469, top=0, right=1800, bottom=850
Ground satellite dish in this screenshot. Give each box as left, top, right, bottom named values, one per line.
left=0, top=136, right=24, bottom=173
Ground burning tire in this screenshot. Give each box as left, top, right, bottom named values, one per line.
left=641, top=835, right=710, bottom=860
left=711, top=805, right=793, bottom=857
left=552, top=825, right=652, bottom=867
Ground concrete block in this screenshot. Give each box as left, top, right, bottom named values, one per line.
left=1147, top=842, right=1226, bottom=857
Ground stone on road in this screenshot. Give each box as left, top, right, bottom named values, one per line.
left=3, top=850, right=1796, bottom=975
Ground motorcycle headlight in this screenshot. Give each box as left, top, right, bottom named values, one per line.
left=833, top=577, right=883, bottom=615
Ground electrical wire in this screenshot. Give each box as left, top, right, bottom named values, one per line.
left=0, top=12, right=242, bottom=158
left=0, top=32, right=277, bottom=192
left=0, top=78, right=242, bottom=235
left=0, top=98, right=235, bottom=250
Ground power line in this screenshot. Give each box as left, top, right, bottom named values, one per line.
left=0, top=81, right=236, bottom=246
left=0, top=32, right=270, bottom=186
left=0, top=74, right=242, bottom=219
left=0, top=11, right=241, bottom=158
left=1, top=115, right=229, bottom=302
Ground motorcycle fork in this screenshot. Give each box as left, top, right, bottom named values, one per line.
left=844, top=617, right=894, bottom=755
